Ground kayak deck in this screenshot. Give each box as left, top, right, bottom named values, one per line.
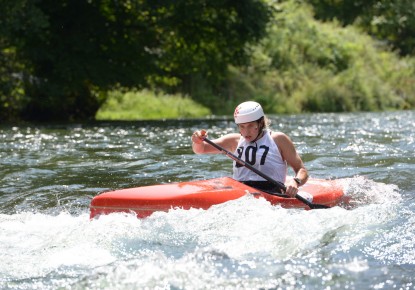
left=90, top=177, right=344, bottom=218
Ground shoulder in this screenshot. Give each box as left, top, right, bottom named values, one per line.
left=270, top=131, right=295, bottom=151
left=223, top=132, right=241, bottom=140
left=270, top=131, right=292, bottom=143
left=214, top=133, right=241, bottom=152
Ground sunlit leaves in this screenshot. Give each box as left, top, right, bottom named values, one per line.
left=0, top=0, right=271, bottom=121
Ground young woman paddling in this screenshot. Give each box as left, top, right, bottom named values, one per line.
left=191, top=101, right=308, bottom=198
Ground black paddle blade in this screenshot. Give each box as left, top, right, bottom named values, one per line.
left=295, top=194, right=330, bottom=209
left=309, top=203, right=331, bottom=209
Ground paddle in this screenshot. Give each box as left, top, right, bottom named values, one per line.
left=202, top=137, right=330, bottom=209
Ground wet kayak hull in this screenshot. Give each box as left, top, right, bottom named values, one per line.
left=90, top=177, right=344, bottom=218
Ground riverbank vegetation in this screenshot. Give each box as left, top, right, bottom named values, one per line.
left=95, top=90, right=210, bottom=120
left=1, top=0, right=415, bottom=122
left=223, top=2, right=415, bottom=114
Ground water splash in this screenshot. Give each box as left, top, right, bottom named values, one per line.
left=0, top=177, right=409, bottom=289
left=339, top=175, right=402, bottom=209
left=1, top=112, right=414, bottom=289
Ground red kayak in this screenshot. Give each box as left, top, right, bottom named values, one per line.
left=90, top=177, right=344, bottom=218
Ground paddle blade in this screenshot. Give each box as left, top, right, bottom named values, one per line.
left=295, top=194, right=330, bottom=209
left=309, top=203, right=331, bottom=209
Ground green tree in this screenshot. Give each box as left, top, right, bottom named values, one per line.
left=307, top=0, right=415, bottom=56
left=0, top=0, right=271, bottom=121
left=224, top=1, right=415, bottom=113
left=0, top=0, right=46, bottom=121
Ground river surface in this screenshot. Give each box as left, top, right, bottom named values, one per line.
left=1, top=111, right=414, bottom=289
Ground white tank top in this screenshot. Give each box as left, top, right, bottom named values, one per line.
left=232, top=130, right=287, bottom=183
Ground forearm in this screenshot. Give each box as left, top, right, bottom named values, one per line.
left=192, top=141, right=206, bottom=154
left=191, top=130, right=208, bottom=154
left=191, top=130, right=238, bottom=155
left=294, top=167, right=309, bottom=186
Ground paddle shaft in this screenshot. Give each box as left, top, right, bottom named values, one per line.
left=202, top=137, right=329, bottom=209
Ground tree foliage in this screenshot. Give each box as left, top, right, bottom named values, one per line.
left=307, top=0, right=415, bottom=56
left=0, top=0, right=271, bottom=121
left=223, top=1, right=415, bottom=114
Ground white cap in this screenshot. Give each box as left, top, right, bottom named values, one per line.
left=234, top=101, right=264, bottom=124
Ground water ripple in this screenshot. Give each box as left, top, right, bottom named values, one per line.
left=0, top=111, right=414, bottom=289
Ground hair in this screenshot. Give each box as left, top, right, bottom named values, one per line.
left=258, top=116, right=271, bottom=131
left=236, top=115, right=271, bottom=133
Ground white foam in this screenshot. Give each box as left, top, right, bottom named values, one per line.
left=0, top=179, right=409, bottom=289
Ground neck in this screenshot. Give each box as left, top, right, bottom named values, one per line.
left=251, top=129, right=264, bottom=143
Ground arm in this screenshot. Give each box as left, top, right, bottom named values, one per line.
left=191, top=130, right=240, bottom=154
left=273, top=132, right=309, bottom=196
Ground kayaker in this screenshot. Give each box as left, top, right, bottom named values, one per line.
left=191, top=101, right=308, bottom=198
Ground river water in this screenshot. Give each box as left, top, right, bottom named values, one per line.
left=1, top=111, right=414, bottom=289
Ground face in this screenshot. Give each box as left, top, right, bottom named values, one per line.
left=238, top=121, right=260, bottom=142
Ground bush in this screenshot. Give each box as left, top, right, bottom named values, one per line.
left=95, top=89, right=211, bottom=120
left=224, top=1, right=415, bottom=113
